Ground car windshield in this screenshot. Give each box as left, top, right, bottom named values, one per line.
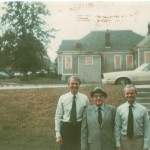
left=143, top=64, right=150, bottom=71
left=134, top=63, right=150, bottom=71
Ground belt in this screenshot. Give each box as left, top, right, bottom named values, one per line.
left=62, top=121, right=81, bottom=126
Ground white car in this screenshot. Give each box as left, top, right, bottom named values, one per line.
left=102, top=63, right=150, bottom=85
left=13, top=72, right=24, bottom=78
left=0, top=71, right=10, bottom=79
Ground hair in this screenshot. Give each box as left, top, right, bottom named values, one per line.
left=123, top=84, right=137, bottom=94
left=67, top=75, right=81, bottom=85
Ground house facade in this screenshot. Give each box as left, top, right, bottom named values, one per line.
left=133, top=34, right=150, bottom=67
left=57, top=28, right=150, bottom=83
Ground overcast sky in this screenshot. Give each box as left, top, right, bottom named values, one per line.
left=1, top=1, right=150, bottom=61
left=46, top=1, right=150, bottom=61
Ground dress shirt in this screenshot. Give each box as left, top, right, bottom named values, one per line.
left=55, top=92, right=90, bottom=137
left=115, top=101, right=150, bottom=149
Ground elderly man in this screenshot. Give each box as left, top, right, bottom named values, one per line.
left=115, top=84, right=150, bottom=150
left=55, top=76, right=90, bottom=150
left=81, top=86, right=116, bottom=150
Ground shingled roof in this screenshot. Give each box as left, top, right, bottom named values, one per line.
left=58, top=30, right=145, bottom=52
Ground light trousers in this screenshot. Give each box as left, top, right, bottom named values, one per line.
left=121, top=135, right=144, bottom=150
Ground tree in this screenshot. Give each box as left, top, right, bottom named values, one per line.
left=0, top=30, right=15, bottom=71
left=0, top=1, right=55, bottom=74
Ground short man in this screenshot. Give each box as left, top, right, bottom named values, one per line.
left=81, top=86, right=116, bottom=150
left=115, top=84, right=150, bottom=150
left=55, top=76, right=90, bottom=150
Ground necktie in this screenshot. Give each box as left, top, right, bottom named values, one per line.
left=70, top=95, right=77, bottom=124
left=127, top=104, right=133, bottom=138
left=98, top=107, right=102, bottom=126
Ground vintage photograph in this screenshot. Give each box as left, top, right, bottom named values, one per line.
left=0, top=1, right=150, bottom=150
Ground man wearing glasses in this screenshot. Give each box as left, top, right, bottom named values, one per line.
left=81, top=86, right=116, bottom=150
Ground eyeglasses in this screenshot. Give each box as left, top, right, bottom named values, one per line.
left=93, top=95, right=104, bottom=99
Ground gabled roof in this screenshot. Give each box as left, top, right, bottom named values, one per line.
left=133, top=34, right=150, bottom=50
left=58, top=30, right=145, bottom=52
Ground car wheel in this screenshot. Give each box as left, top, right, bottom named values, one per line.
left=116, top=78, right=130, bottom=85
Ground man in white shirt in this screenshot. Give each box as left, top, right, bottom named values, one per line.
left=115, top=84, right=150, bottom=150
left=55, top=75, right=90, bottom=150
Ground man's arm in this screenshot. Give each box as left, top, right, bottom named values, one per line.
left=115, top=108, right=122, bottom=148
left=55, top=97, right=63, bottom=144
left=81, top=108, right=88, bottom=150
left=86, top=97, right=90, bottom=106
left=143, top=109, right=150, bottom=149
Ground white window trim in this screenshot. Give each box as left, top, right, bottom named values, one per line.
left=65, top=55, right=72, bottom=70
left=126, top=55, right=133, bottom=69
left=144, top=51, right=150, bottom=63
left=114, top=55, right=122, bottom=69
left=58, top=55, right=63, bottom=74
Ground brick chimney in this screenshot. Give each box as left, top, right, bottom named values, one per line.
left=148, top=22, right=150, bottom=35
left=105, top=30, right=111, bottom=47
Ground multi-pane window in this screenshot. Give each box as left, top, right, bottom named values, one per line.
left=85, top=57, right=93, bottom=65
left=65, top=55, right=72, bottom=69
left=114, top=55, right=121, bottom=69
left=126, top=55, right=133, bottom=69
left=145, top=52, right=150, bottom=63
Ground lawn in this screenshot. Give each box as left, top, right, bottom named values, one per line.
left=0, top=77, right=65, bottom=85
left=0, top=84, right=124, bottom=150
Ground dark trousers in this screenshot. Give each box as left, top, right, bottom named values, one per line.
left=60, top=122, right=81, bottom=150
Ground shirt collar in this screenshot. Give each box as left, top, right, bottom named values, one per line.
left=126, top=101, right=136, bottom=108
left=70, top=92, right=78, bottom=97
left=95, top=103, right=105, bottom=111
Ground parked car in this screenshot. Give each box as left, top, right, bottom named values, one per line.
left=102, top=63, right=150, bottom=85
left=36, top=69, right=48, bottom=77
left=0, top=71, right=10, bottom=79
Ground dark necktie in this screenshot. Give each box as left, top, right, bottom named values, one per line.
left=70, top=95, right=77, bottom=124
left=98, top=107, right=102, bottom=126
left=127, top=104, right=133, bottom=138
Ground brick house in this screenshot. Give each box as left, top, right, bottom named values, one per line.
left=57, top=27, right=150, bottom=83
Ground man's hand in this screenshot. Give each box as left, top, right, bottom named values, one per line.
left=116, top=147, right=123, bottom=150
left=56, top=137, right=63, bottom=145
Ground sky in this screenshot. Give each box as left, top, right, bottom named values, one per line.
left=1, top=1, right=150, bottom=62
left=45, top=1, right=150, bottom=61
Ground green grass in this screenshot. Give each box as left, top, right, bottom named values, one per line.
left=0, top=77, right=65, bottom=85
left=0, top=85, right=124, bottom=150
